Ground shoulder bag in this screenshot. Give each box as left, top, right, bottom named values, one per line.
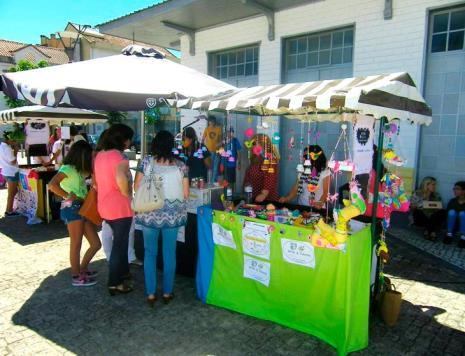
left=132, top=158, right=165, bottom=213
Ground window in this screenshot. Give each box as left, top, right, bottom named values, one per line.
left=431, top=8, right=465, bottom=53
left=209, top=45, right=259, bottom=81
left=285, top=28, right=354, bottom=71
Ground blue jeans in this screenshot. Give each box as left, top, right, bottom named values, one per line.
left=142, top=225, right=178, bottom=295
left=106, top=217, right=132, bottom=287
left=447, top=210, right=465, bottom=235
left=211, top=153, right=220, bottom=183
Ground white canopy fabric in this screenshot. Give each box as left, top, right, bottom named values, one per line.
left=0, top=45, right=236, bottom=111
left=0, top=105, right=107, bottom=124
left=185, top=72, right=432, bottom=125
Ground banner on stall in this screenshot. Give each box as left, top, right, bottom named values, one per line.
left=353, top=115, right=375, bottom=175
left=212, top=223, right=236, bottom=249
left=242, top=221, right=271, bottom=260
left=243, top=254, right=271, bottom=287
left=281, top=238, right=315, bottom=268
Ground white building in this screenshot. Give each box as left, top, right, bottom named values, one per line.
left=100, top=0, right=465, bottom=200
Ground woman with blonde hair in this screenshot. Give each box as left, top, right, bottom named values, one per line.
left=410, top=176, right=447, bottom=240
left=243, top=134, right=279, bottom=203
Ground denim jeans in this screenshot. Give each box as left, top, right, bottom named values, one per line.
left=447, top=210, right=465, bottom=235
left=211, top=153, right=220, bottom=183
left=142, top=225, right=178, bottom=295
left=106, top=217, right=132, bottom=287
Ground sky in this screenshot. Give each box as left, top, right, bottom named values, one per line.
left=0, top=0, right=164, bottom=44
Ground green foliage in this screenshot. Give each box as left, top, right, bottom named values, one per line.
left=4, top=59, right=49, bottom=109
left=144, top=107, right=162, bottom=125
left=106, top=111, right=128, bottom=125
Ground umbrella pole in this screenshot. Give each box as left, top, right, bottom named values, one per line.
left=140, top=111, right=145, bottom=157
left=371, top=115, right=386, bottom=302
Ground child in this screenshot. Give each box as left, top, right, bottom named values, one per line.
left=444, top=181, right=465, bottom=246
left=223, top=127, right=241, bottom=191
left=48, top=140, right=101, bottom=287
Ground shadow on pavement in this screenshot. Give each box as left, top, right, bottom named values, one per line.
left=0, top=217, right=68, bottom=246
left=363, top=300, right=465, bottom=355
left=11, top=260, right=336, bottom=355
left=385, top=237, right=465, bottom=295
left=11, top=256, right=465, bottom=355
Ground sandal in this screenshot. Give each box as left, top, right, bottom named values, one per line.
left=162, top=293, right=175, bottom=304
left=108, top=284, right=133, bottom=296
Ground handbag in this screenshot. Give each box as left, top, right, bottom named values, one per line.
left=379, top=277, right=403, bottom=327
left=79, top=188, right=103, bottom=226
left=131, top=158, right=165, bottom=213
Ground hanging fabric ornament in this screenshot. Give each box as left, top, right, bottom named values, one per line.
left=272, top=132, right=280, bottom=144
left=245, top=128, right=254, bottom=138
left=288, top=136, right=295, bottom=149
left=247, top=116, right=253, bottom=123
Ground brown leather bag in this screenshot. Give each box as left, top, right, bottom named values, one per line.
left=79, top=188, right=103, bottom=226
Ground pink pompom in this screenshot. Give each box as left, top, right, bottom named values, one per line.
left=244, top=128, right=254, bottom=138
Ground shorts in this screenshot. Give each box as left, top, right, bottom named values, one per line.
left=5, top=172, right=19, bottom=182
left=60, top=200, right=83, bottom=224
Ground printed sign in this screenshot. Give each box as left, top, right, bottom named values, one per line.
left=242, top=221, right=271, bottom=260
left=212, top=223, right=236, bottom=249
left=281, top=239, right=315, bottom=268
left=353, top=115, right=374, bottom=175
left=243, top=255, right=271, bottom=287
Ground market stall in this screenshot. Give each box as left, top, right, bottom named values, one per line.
left=187, top=72, right=432, bottom=355
left=0, top=105, right=107, bottom=224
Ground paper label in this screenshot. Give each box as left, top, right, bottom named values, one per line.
left=281, top=238, right=315, bottom=268
left=353, top=115, right=374, bottom=175
left=212, top=223, right=236, bottom=249
left=177, top=226, right=185, bottom=243
left=242, top=221, right=271, bottom=260
left=243, top=255, right=270, bottom=287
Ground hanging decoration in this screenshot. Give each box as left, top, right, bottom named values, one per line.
left=383, top=121, right=406, bottom=167
left=327, top=123, right=355, bottom=173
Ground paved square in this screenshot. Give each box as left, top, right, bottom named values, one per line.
left=1, top=189, right=465, bottom=355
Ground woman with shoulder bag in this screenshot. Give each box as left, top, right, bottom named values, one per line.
left=94, top=124, right=135, bottom=295
left=134, top=131, right=189, bottom=307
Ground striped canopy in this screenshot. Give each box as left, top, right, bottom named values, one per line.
left=0, top=105, right=107, bottom=124
left=183, top=72, right=432, bottom=125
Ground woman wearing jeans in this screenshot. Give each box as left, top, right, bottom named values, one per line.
left=94, top=124, right=134, bottom=295
left=134, top=131, right=189, bottom=307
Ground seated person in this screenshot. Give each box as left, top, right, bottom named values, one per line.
left=279, top=145, right=330, bottom=209
left=243, top=134, right=279, bottom=203
left=410, top=176, right=446, bottom=240
left=444, top=181, right=465, bottom=246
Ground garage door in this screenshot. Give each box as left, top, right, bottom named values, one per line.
left=421, top=6, right=465, bottom=201
left=279, top=27, right=354, bottom=197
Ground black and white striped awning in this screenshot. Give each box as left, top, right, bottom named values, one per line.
left=0, top=105, right=107, bottom=124
left=182, top=72, right=432, bottom=125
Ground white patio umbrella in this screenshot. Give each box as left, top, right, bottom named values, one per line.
left=0, top=105, right=107, bottom=124
left=0, top=45, right=236, bottom=111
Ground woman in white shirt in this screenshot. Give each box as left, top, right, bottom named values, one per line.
left=0, top=133, right=20, bottom=216
left=279, top=145, right=331, bottom=209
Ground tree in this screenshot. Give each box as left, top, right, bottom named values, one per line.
left=4, top=59, right=49, bottom=109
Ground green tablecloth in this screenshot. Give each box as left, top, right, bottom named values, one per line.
left=207, top=211, right=371, bottom=355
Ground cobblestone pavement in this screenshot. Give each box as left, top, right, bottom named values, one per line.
left=390, top=225, right=465, bottom=271
left=1, top=189, right=465, bottom=355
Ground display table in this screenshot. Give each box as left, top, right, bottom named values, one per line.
left=196, top=206, right=371, bottom=355
left=14, top=167, right=59, bottom=224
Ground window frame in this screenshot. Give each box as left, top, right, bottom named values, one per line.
left=429, top=6, right=465, bottom=54
left=282, top=26, right=355, bottom=73
left=208, top=44, right=260, bottom=82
